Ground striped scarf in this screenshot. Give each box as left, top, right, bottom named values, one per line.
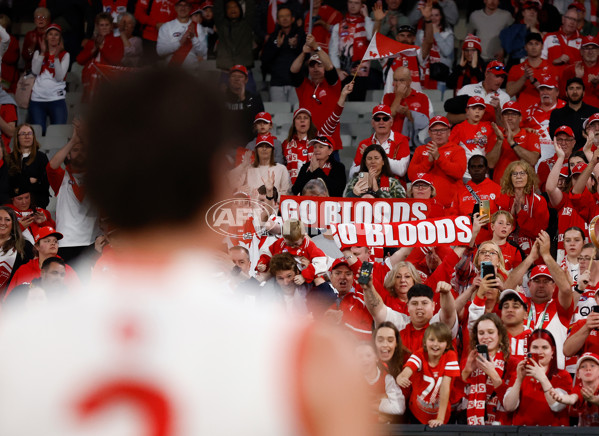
left=466, top=351, right=506, bottom=425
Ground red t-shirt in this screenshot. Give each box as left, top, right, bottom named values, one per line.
left=382, top=90, right=430, bottom=133
left=303, top=5, right=342, bottom=53
left=492, top=129, right=540, bottom=184
left=554, top=192, right=589, bottom=253
left=562, top=62, right=599, bottom=108
left=389, top=52, right=421, bottom=88
left=568, top=319, right=599, bottom=355
left=405, top=349, right=460, bottom=424
left=572, top=384, right=599, bottom=427
left=499, top=241, right=523, bottom=271
left=506, top=59, right=556, bottom=111
left=449, top=120, right=497, bottom=155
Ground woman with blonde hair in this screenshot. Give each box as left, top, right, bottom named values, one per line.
left=496, top=160, right=549, bottom=256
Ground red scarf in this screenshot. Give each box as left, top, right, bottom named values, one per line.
left=41, top=50, right=67, bottom=77
left=379, top=176, right=391, bottom=192
left=466, top=350, right=506, bottom=425
left=321, top=161, right=332, bottom=176
left=338, top=15, right=368, bottom=63
left=169, top=22, right=197, bottom=65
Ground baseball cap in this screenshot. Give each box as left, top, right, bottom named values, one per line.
left=175, top=0, right=191, bottom=5
left=254, top=112, right=272, bottom=124
left=35, top=226, right=63, bottom=243
left=429, top=115, right=450, bottom=128
left=293, top=107, right=312, bottom=119
left=583, top=113, right=599, bottom=130
left=191, top=6, right=202, bottom=15
left=530, top=265, right=553, bottom=280
left=568, top=1, right=586, bottom=12
left=525, top=32, right=543, bottom=44
left=571, top=162, right=588, bottom=175
left=230, top=64, right=248, bottom=76
left=201, top=0, right=214, bottom=8
left=372, top=104, right=392, bottom=118
left=397, top=25, right=416, bottom=35
left=309, top=54, right=322, bottom=64
left=582, top=36, right=599, bottom=48
left=502, top=101, right=521, bottom=114
left=555, top=125, right=575, bottom=137
left=308, top=135, right=335, bottom=148
left=499, top=288, right=529, bottom=309
left=559, top=166, right=570, bottom=177
left=576, top=352, right=599, bottom=371
left=486, top=60, right=506, bottom=76
left=412, top=173, right=434, bottom=186
left=462, top=34, right=482, bottom=52
left=538, top=75, right=558, bottom=88
left=467, top=96, right=486, bottom=108
left=330, top=257, right=351, bottom=271
left=46, top=23, right=62, bottom=33
left=256, top=134, right=274, bottom=148
left=522, top=0, right=541, bottom=10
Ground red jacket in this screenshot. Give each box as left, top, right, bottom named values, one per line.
left=5, top=257, right=81, bottom=296
left=77, top=36, right=125, bottom=102
left=135, top=0, right=178, bottom=42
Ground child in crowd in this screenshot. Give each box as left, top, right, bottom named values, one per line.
left=242, top=112, right=284, bottom=165
left=395, top=322, right=460, bottom=427
left=490, top=211, right=523, bottom=271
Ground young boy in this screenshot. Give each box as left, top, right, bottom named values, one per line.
left=449, top=96, right=503, bottom=181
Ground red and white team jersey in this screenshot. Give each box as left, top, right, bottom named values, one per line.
left=449, top=120, right=497, bottom=180
left=508, top=329, right=532, bottom=361
left=498, top=241, right=523, bottom=271
left=0, top=257, right=314, bottom=436
left=506, top=59, right=556, bottom=111
left=567, top=318, right=599, bottom=355
left=541, top=29, right=582, bottom=76
left=404, top=349, right=460, bottom=424
left=554, top=192, right=588, bottom=260
left=102, top=0, right=129, bottom=22
left=351, top=131, right=410, bottom=178
left=382, top=90, right=430, bottom=134
left=522, top=100, right=566, bottom=171
left=283, top=136, right=310, bottom=184
left=492, top=129, right=541, bottom=184
left=572, top=384, right=599, bottom=426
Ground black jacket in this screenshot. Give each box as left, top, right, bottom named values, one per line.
left=292, top=158, right=346, bottom=197
left=261, top=24, right=305, bottom=87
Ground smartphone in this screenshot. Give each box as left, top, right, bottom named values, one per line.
left=479, top=200, right=490, bottom=221
left=526, top=352, right=540, bottom=365
left=481, top=261, right=495, bottom=279
left=592, top=305, right=599, bottom=313
left=471, top=202, right=480, bottom=218
left=357, top=262, right=373, bottom=285
left=476, top=344, right=489, bottom=361
left=359, top=172, right=368, bottom=179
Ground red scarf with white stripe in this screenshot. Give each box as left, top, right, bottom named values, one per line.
left=41, top=50, right=67, bottom=77
left=466, top=350, right=506, bottom=425
left=169, top=22, right=197, bottom=65
left=338, top=15, right=368, bottom=62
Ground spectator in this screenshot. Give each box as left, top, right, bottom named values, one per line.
left=562, top=37, right=599, bottom=108
left=373, top=0, right=409, bottom=40
left=293, top=134, right=346, bottom=197
left=569, top=243, right=599, bottom=321
left=498, top=288, right=531, bottom=359
left=395, top=321, right=460, bottom=427
left=6, top=124, right=50, bottom=209
left=244, top=112, right=284, bottom=165
left=261, top=6, right=305, bottom=103
left=446, top=35, right=484, bottom=96
left=500, top=1, right=541, bottom=70
left=506, top=32, right=557, bottom=112
left=21, top=7, right=50, bottom=72
left=329, top=0, right=373, bottom=101
left=134, top=0, right=176, bottom=62
left=303, top=0, right=342, bottom=53
left=344, top=144, right=406, bottom=198
left=116, top=12, right=143, bottom=67
left=6, top=185, right=54, bottom=245
left=490, top=211, right=524, bottom=271
left=77, top=13, right=124, bottom=103
left=199, top=0, right=217, bottom=59
left=468, top=0, right=514, bottom=63
left=349, top=104, right=410, bottom=180
left=230, top=134, right=291, bottom=198
left=408, top=116, right=467, bottom=208
left=0, top=206, right=33, bottom=294
left=0, top=85, right=16, bottom=155
left=503, top=329, right=573, bottom=426
left=521, top=75, right=566, bottom=170
left=406, top=173, right=446, bottom=219
left=564, top=291, right=599, bottom=356
left=157, top=0, right=208, bottom=70
left=0, top=15, right=18, bottom=94
left=46, top=122, right=100, bottom=266
left=87, top=0, right=135, bottom=24
left=496, top=160, right=549, bottom=255
left=406, top=0, right=458, bottom=29
left=290, top=35, right=342, bottom=154
left=462, top=313, right=515, bottom=425
left=355, top=340, right=406, bottom=422
left=541, top=6, right=582, bottom=76
left=4, top=256, right=69, bottom=306
left=213, top=0, right=255, bottom=81
left=224, top=64, right=265, bottom=142
left=282, top=108, right=318, bottom=183
left=5, top=226, right=80, bottom=296
left=492, top=101, right=541, bottom=184
left=28, top=23, right=69, bottom=136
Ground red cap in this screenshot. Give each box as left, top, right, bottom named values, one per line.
left=530, top=265, right=553, bottom=280
left=293, top=107, right=312, bottom=119
left=467, top=96, right=486, bottom=108
left=191, top=6, right=202, bottom=15
left=412, top=173, right=434, bottom=186
left=555, top=125, right=575, bottom=137
left=559, top=165, right=570, bottom=177
left=486, top=60, right=506, bottom=75
left=254, top=112, right=272, bottom=123
left=499, top=288, right=530, bottom=308
left=568, top=1, right=586, bottom=12
left=538, top=75, right=558, bottom=89
left=45, top=23, right=62, bottom=33
left=502, top=101, right=521, bottom=114
left=522, top=0, right=541, bottom=10
left=429, top=115, right=450, bottom=128
left=35, top=226, right=63, bottom=243
left=230, top=64, right=248, bottom=76
left=308, top=134, right=335, bottom=148
left=330, top=257, right=351, bottom=271
left=256, top=134, right=274, bottom=147
left=462, top=34, right=482, bottom=52
left=583, top=113, right=599, bottom=129
left=571, top=162, right=588, bottom=175
left=309, top=54, right=323, bottom=64
left=582, top=36, right=599, bottom=48
left=372, top=104, right=392, bottom=117
left=576, top=352, right=599, bottom=371
left=200, top=0, right=214, bottom=8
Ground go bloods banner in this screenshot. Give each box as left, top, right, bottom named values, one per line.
left=280, top=196, right=430, bottom=228
left=330, top=216, right=473, bottom=248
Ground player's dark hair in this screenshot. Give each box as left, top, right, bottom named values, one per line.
left=407, top=283, right=434, bottom=301
left=41, top=256, right=65, bottom=270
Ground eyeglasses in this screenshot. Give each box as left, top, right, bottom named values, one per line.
left=412, top=183, right=431, bottom=189
left=373, top=116, right=391, bottom=122
left=429, top=128, right=449, bottom=134
left=578, top=256, right=593, bottom=262
left=556, top=138, right=575, bottom=144
left=35, top=15, right=48, bottom=19
left=18, top=131, right=33, bottom=137
left=479, top=250, right=498, bottom=256
left=511, top=171, right=526, bottom=177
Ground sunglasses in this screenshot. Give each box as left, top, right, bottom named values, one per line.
left=373, top=116, right=391, bottom=122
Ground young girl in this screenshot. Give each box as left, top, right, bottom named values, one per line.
left=549, top=352, right=599, bottom=426
left=490, top=211, right=523, bottom=271
left=395, top=322, right=460, bottom=427
left=561, top=226, right=585, bottom=283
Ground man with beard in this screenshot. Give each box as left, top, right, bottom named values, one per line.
left=562, top=36, right=599, bottom=108
left=549, top=77, right=599, bottom=151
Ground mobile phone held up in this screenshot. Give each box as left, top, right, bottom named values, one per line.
left=357, top=262, right=373, bottom=285
left=526, top=352, right=540, bottom=366
left=476, top=344, right=489, bottom=361
left=480, top=261, right=495, bottom=279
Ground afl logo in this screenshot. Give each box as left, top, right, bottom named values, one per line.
left=205, top=198, right=277, bottom=238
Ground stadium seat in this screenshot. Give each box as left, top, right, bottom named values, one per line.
left=422, top=89, right=443, bottom=102
left=277, top=123, right=291, bottom=139
left=264, top=102, right=292, bottom=114
left=38, top=136, right=67, bottom=158
left=348, top=122, right=372, bottom=140
left=340, top=111, right=359, bottom=124
left=30, top=124, right=43, bottom=139
left=339, top=134, right=352, bottom=149
left=45, top=124, right=73, bottom=139
left=273, top=112, right=293, bottom=126
left=344, top=101, right=375, bottom=117
left=365, top=89, right=385, bottom=103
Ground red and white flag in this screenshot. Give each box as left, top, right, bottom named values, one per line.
left=361, top=32, right=419, bottom=62
left=267, top=0, right=277, bottom=34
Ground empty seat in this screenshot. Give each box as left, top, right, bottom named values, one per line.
left=273, top=112, right=293, bottom=126
left=422, top=89, right=443, bottom=102
left=340, top=111, right=359, bottom=124
left=45, top=124, right=73, bottom=138
left=39, top=136, right=67, bottom=158
left=344, top=101, right=376, bottom=116
left=264, top=101, right=292, bottom=114
left=30, top=124, right=43, bottom=139
left=348, top=123, right=372, bottom=141
left=339, top=134, right=352, bottom=149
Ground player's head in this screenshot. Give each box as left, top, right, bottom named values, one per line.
left=423, top=322, right=453, bottom=356
left=85, top=68, right=233, bottom=235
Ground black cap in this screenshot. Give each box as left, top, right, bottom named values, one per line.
left=10, top=184, right=31, bottom=198
left=525, top=32, right=543, bottom=44
left=567, top=77, right=585, bottom=89
left=397, top=25, right=416, bottom=35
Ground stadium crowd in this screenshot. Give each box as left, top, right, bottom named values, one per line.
left=2, top=0, right=599, bottom=430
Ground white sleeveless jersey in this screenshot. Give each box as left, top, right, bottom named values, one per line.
left=0, top=255, right=309, bottom=436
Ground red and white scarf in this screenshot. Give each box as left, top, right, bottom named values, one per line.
left=466, top=351, right=506, bottom=425
left=338, top=15, right=368, bottom=63
left=41, top=50, right=67, bottom=77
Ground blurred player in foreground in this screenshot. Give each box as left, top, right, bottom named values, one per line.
left=0, top=69, right=371, bottom=436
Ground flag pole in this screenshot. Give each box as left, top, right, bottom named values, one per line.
left=350, top=60, right=363, bottom=83
left=308, top=0, right=314, bottom=36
